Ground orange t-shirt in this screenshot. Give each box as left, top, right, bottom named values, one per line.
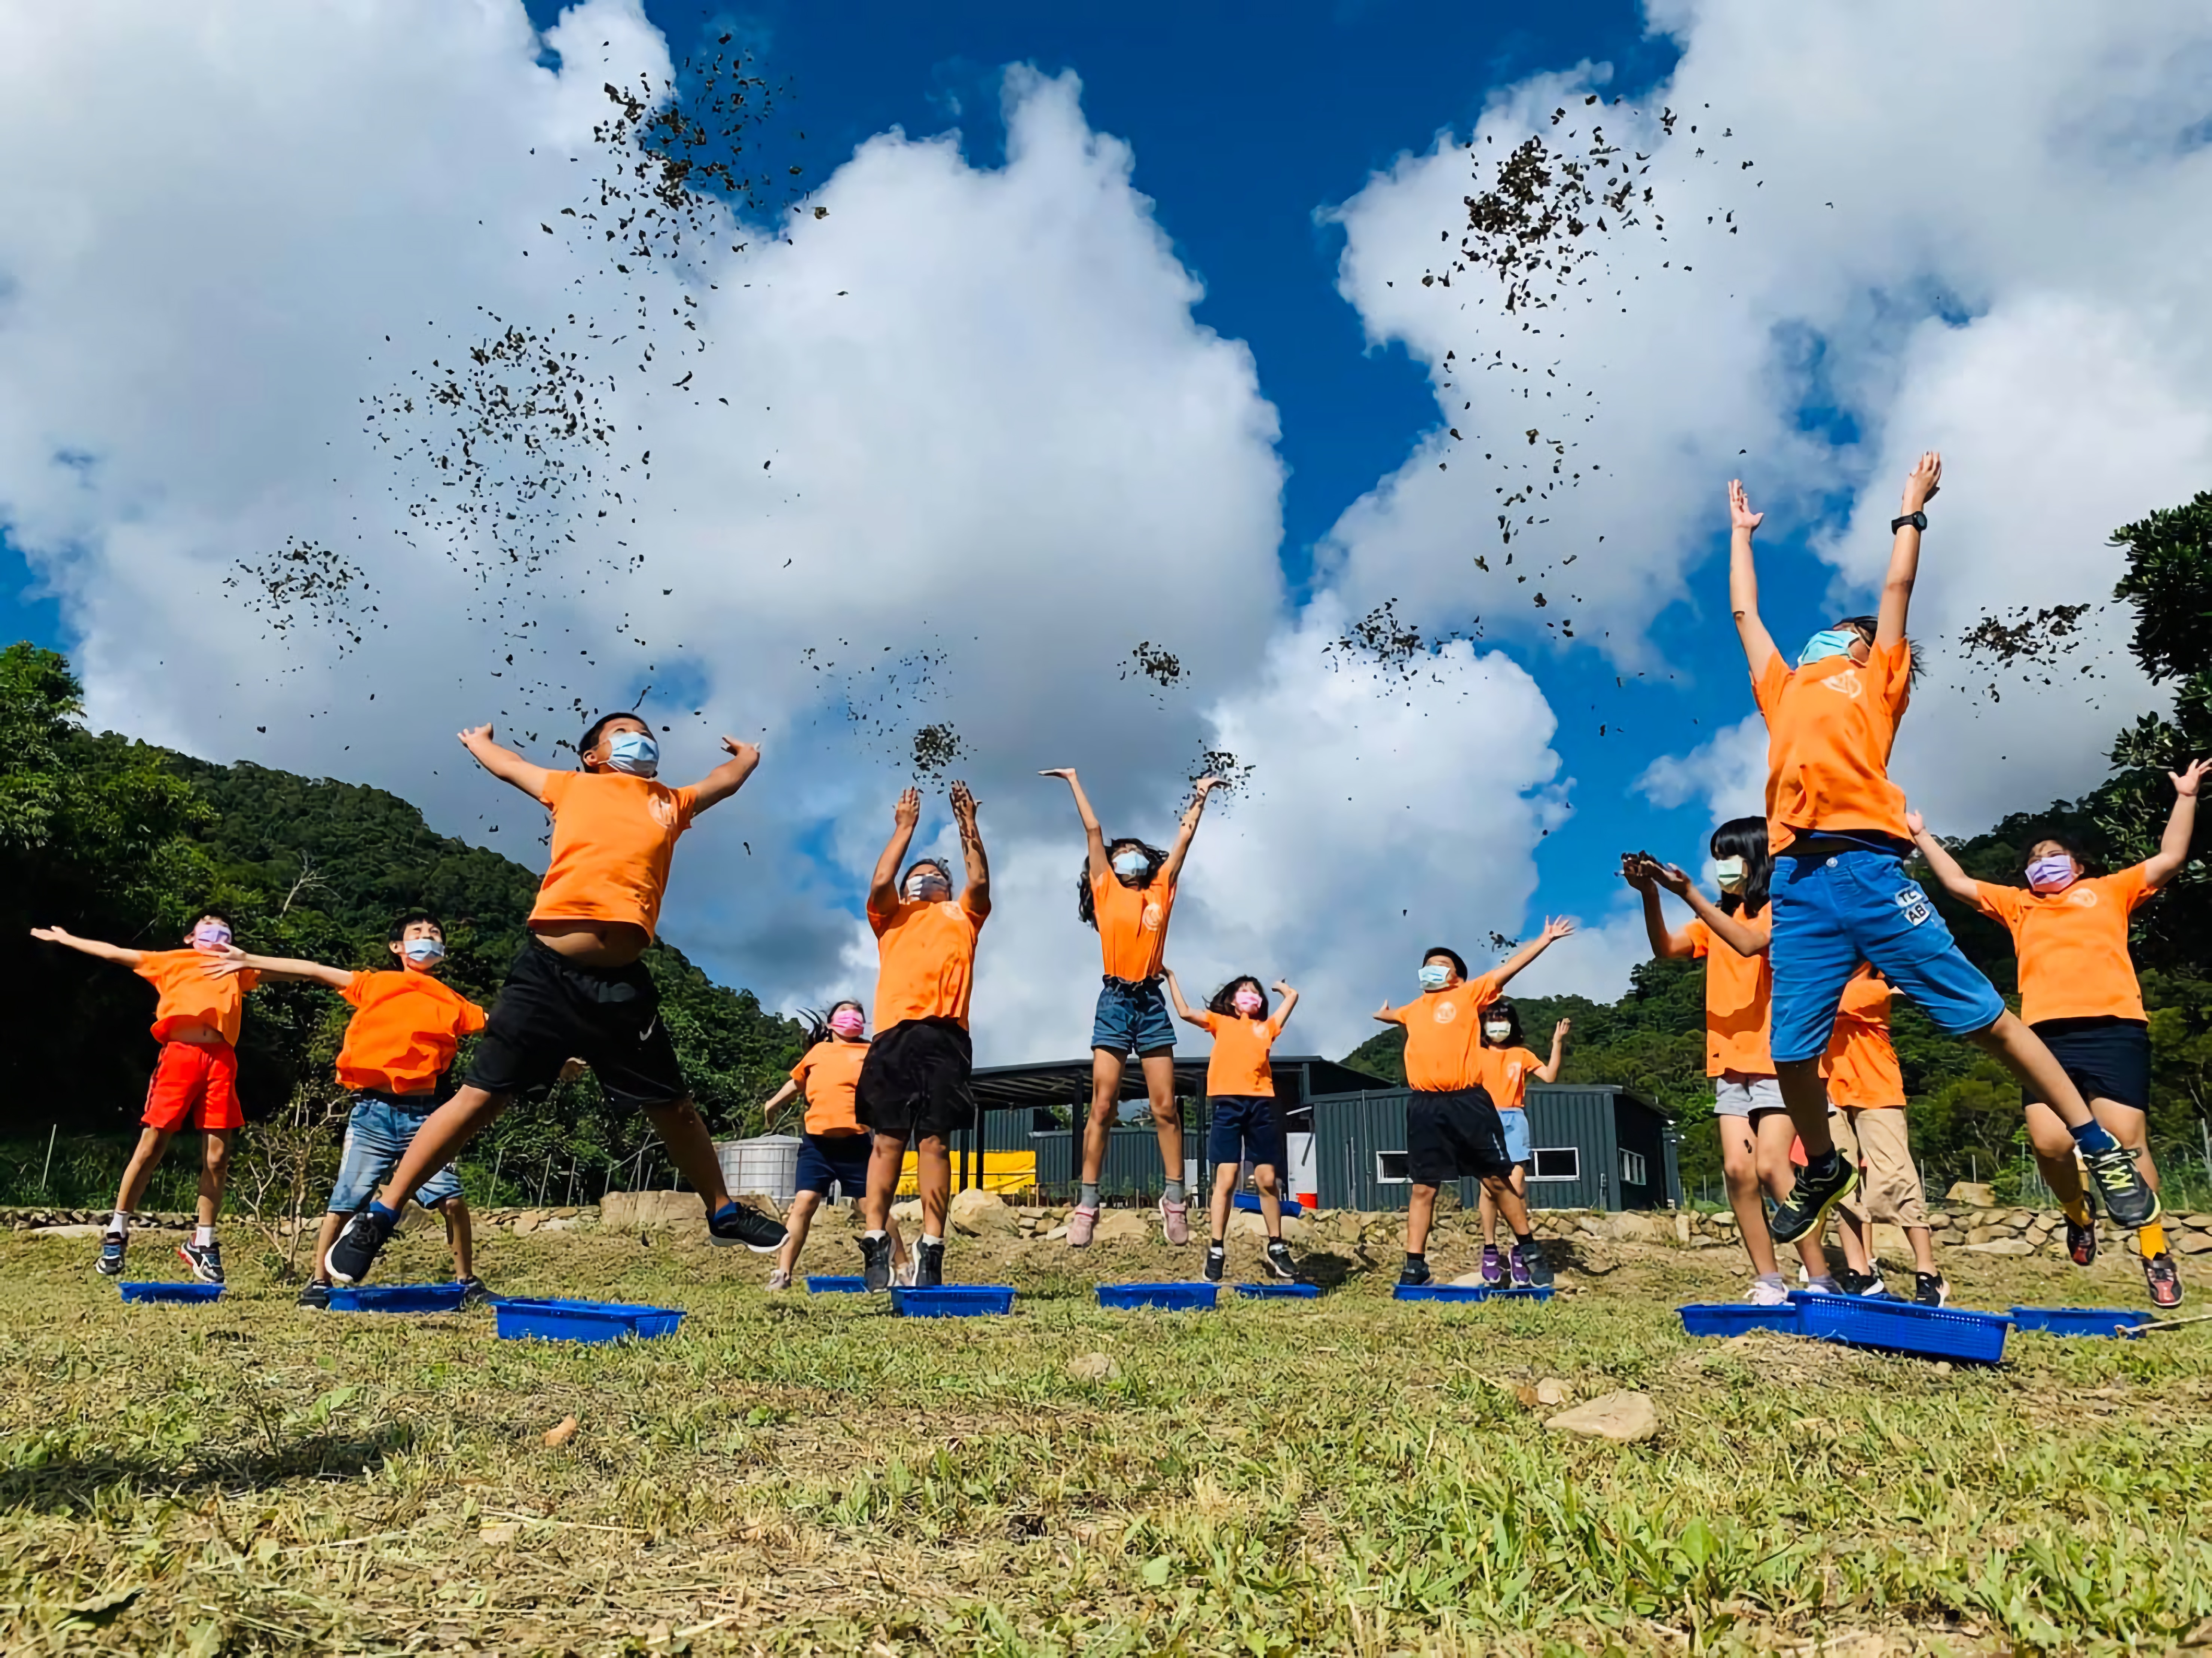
left=1971, top=865, right=2155, bottom=1025
left=1752, top=639, right=1913, bottom=854
left=334, top=970, right=488, bottom=1095
left=134, top=950, right=258, bottom=1046
left=791, top=1038, right=870, bottom=1135
left=1821, top=968, right=1904, bottom=1108
left=1382, top=970, right=1506, bottom=1093
left=1486, top=1045, right=1545, bottom=1111
left=1685, top=909, right=1773, bottom=1077
left=1197, top=1009, right=1286, bottom=1098
left=1093, top=871, right=1176, bottom=982
left=529, top=770, right=699, bottom=940
left=868, top=889, right=987, bottom=1030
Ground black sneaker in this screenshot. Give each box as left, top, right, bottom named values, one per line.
left=859, top=1232, right=894, bottom=1292
left=96, top=1232, right=126, bottom=1278
left=1836, top=1266, right=1888, bottom=1298
left=2081, top=1146, right=2159, bottom=1230
left=297, top=1280, right=332, bottom=1310
left=455, top=1276, right=494, bottom=1309
left=2065, top=1214, right=2098, bottom=1267
left=1264, top=1240, right=1296, bottom=1282
left=2143, top=1250, right=2182, bottom=1311
left=1514, top=1241, right=1555, bottom=1288
left=1203, top=1244, right=1226, bottom=1284
left=1397, top=1255, right=1432, bottom=1288
left=1912, top=1271, right=1950, bottom=1308
left=914, top=1239, right=945, bottom=1289
left=1767, top=1155, right=1857, bottom=1245
left=708, top=1202, right=788, bottom=1254
left=324, top=1206, right=396, bottom=1287
left=178, top=1239, right=224, bottom=1285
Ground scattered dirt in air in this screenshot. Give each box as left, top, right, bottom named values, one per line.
left=1956, top=603, right=2106, bottom=702
left=911, top=722, right=965, bottom=778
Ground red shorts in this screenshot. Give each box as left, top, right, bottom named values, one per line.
left=142, top=1040, right=243, bottom=1131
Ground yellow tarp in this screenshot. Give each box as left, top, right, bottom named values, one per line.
left=895, top=1150, right=1036, bottom=1195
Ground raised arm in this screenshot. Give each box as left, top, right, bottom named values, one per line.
left=1652, top=863, right=1767, bottom=957
left=950, top=780, right=990, bottom=920
left=1622, top=855, right=1695, bottom=958
left=1492, top=916, right=1575, bottom=991
left=868, top=788, right=922, bottom=915
left=2143, top=759, right=2208, bottom=890
left=1159, top=777, right=1223, bottom=885
left=1728, top=479, right=1781, bottom=681
left=1038, top=768, right=1109, bottom=883
left=690, top=735, right=762, bottom=814
left=1904, top=810, right=1982, bottom=906
left=213, top=950, right=350, bottom=989
left=1271, top=979, right=1299, bottom=1030
left=1535, top=1017, right=1570, bottom=1083
left=1163, top=968, right=1206, bottom=1027
left=28, top=926, right=143, bottom=967
left=459, top=724, right=552, bottom=800
left=1876, top=451, right=1941, bottom=651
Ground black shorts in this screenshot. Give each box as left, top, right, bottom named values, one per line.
left=465, top=937, right=686, bottom=1110
left=855, top=1017, right=975, bottom=1143
left=2028, top=1016, right=2151, bottom=1113
left=1405, top=1085, right=1513, bottom=1185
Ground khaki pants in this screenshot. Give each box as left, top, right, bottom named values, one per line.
left=1831, top=1106, right=1928, bottom=1228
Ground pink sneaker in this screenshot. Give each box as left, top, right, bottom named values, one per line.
left=1067, top=1205, right=1098, bottom=1247
left=1158, top=1196, right=1190, bottom=1246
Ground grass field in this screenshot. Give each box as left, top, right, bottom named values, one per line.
left=4, top=1219, right=2210, bottom=1656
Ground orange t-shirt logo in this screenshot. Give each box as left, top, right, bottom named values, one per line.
left=1433, top=1001, right=1458, bottom=1024
left=1821, top=669, right=1865, bottom=700
left=1140, top=903, right=1164, bottom=931
left=2067, top=887, right=2099, bottom=909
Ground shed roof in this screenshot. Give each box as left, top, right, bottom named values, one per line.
left=971, top=1055, right=1391, bottom=1111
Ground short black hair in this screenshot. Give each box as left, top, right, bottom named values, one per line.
left=1838, top=615, right=1924, bottom=682
left=188, top=909, right=233, bottom=933
left=1482, top=998, right=1525, bottom=1047
left=1422, top=945, right=1469, bottom=980
left=903, top=857, right=953, bottom=890
left=578, top=710, right=650, bottom=758
left=387, top=908, right=445, bottom=944
left=1206, top=975, right=1268, bottom=1019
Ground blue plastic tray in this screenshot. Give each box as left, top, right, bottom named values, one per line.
left=806, top=1275, right=869, bottom=1293
left=1488, top=1285, right=1556, bottom=1303
left=2010, top=1305, right=2154, bottom=1339
left=1233, top=1281, right=1321, bottom=1299
left=493, top=1297, right=683, bottom=1344
left=1680, top=1301, right=1803, bottom=1337
left=1097, top=1282, right=1217, bottom=1312
left=1393, top=1283, right=1490, bottom=1303
left=1230, top=1193, right=1305, bottom=1217
left=119, top=1281, right=223, bottom=1304
left=890, top=1285, right=1015, bottom=1318
left=327, top=1282, right=468, bottom=1314
left=1797, top=1294, right=2009, bottom=1362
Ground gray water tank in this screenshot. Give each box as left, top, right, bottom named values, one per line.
left=716, top=1135, right=802, bottom=1203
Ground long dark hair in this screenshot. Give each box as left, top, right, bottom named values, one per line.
left=1711, top=817, right=1772, bottom=918
left=798, top=998, right=865, bottom=1047
left=1075, top=838, right=1168, bottom=927
left=1481, top=998, right=1525, bottom=1047
left=1206, top=975, right=1268, bottom=1019
left=1838, top=615, right=1924, bottom=683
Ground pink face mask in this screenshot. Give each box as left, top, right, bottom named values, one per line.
left=1232, top=990, right=1264, bottom=1016
left=829, top=1009, right=865, bottom=1038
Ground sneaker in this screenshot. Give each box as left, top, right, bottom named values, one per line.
left=96, top=1232, right=126, bottom=1278
left=765, top=1268, right=792, bottom=1292
left=1479, top=1244, right=1506, bottom=1287
left=1264, top=1240, right=1296, bottom=1282
left=1067, top=1206, right=1099, bottom=1248
left=178, top=1239, right=224, bottom=1285
left=2065, top=1214, right=2098, bottom=1267
left=2143, top=1250, right=2183, bottom=1312
left=1836, top=1267, right=1888, bottom=1298
left=297, top=1280, right=332, bottom=1310
left=1204, top=1244, right=1226, bottom=1284
left=1747, top=1275, right=1789, bottom=1307
left=1912, top=1271, right=1950, bottom=1308
left=1513, top=1242, right=1554, bottom=1289
left=1767, top=1155, right=1857, bottom=1245
left=1508, top=1245, right=1534, bottom=1288
left=324, top=1206, right=397, bottom=1286
left=1804, top=1274, right=1842, bottom=1295
left=455, top=1275, right=494, bottom=1309
left=895, top=1257, right=918, bottom=1288
left=913, top=1239, right=945, bottom=1289
left=708, top=1201, right=788, bottom=1254
left=1158, top=1196, right=1190, bottom=1246
left=858, top=1233, right=894, bottom=1293
left=2081, top=1145, right=2160, bottom=1230
left=1397, top=1256, right=1433, bottom=1288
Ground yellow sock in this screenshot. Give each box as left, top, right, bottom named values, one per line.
left=2063, top=1197, right=2092, bottom=1227
left=2139, top=1221, right=2167, bottom=1258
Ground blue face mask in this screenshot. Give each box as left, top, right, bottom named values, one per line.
left=403, top=937, right=446, bottom=965
left=604, top=731, right=659, bottom=777
left=1112, top=850, right=1149, bottom=879
left=1418, top=964, right=1451, bottom=991
left=1798, top=628, right=1861, bottom=668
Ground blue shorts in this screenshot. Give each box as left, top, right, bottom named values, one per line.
left=329, top=1095, right=461, bottom=1212
left=1769, top=847, right=2006, bottom=1064
left=794, top=1131, right=873, bottom=1198
left=1206, top=1095, right=1285, bottom=1170
left=1498, top=1107, right=1532, bottom=1165
left=1091, top=977, right=1175, bottom=1058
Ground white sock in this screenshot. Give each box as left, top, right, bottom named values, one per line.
left=194, top=1225, right=215, bottom=1248
left=921, top=1234, right=942, bottom=1248
left=107, top=1211, right=129, bottom=1238
left=864, top=1229, right=887, bottom=1241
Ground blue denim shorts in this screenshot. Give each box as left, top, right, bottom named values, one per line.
left=1091, top=977, right=1175, bottom=1058
left=1769, top=847, right=2005, bottom=1064
left=1206, top=1095, right=1285, bottom=1169
left=1498, top=1106, right=1532, bottom=1165
left=329, top=1095, right=461, bottom=1212
left=794, top=1131, right=873, bottom=1198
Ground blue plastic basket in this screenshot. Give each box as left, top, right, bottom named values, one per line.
left=1230, top=1192, right=1305, bottom=1218
left=1797, top=1294, right=2010, bottom=1362
left=1488, top=1285, right=1556, bottom=1303
left=2009, top=1305, right=2154, bottom=1339
left=1679, top=1301, right=1803, bottom=1337
left=1393, top=1282, right=1490, bottom=1303
left=1097, top=1281, right=1217, bottom=1312
left=1233, top=1281, right=1322, bottom=1299
left=119, top=1281, right=223, bottom=1305
left=327, top=1282, right=468, bottom=1314
left=493, top=1297, right=684, bottom=1344
left=889, top=1285, right=1015, bottom=1318
left=806, top=1275, right=869, bottom=1293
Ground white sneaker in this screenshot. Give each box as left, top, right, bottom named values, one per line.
left=766, top=1267, right=792, bottom=1291
left=1747, top=1276, right=1789, bottom=1307
left=895, top=1258, right=917, bottom=1287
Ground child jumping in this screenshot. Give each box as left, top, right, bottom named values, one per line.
left=322, top=715, right=786, bottom=1286
left=1039, top=768, right=1222, bottom=1248
left=1373, top=921, right=1574, bottom=1288
left=1473, top=1001, right=1568, bottom=1288
left=1822, top=964, right=1949, bottom=1306
left=32, top=911, right=257, bottom=1284
left=1909, top=761, right=2205, bottom=1309
left=1727, top=457, right=2158, bottom=1244
left=757, top=999, right=910, bottom=1291
left=855, top=783, right=990, bottom=1292
left=210, top=909, right=492, bottom=1307
left=1163, top=967, right=1300, bottom=1285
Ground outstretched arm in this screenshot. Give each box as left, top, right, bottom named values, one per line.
left=459, top=724, right=552, bottom=800
left=868, top=789, right=921, bottom=915
left=212, top=950, right=349, bottom=989
left=1876, top=451, right=1942, bottom=651
left=1622, top=855, right=1695, bottom=959
left=1159, top=777, right=1223, bottom=885
left=951, top=781, right=990, bottom=920
left=2144, top=759, right=2209, bottom=889
left=1652, top=864, right=1767, bottom=957
left=1038, top=768, right=1109, bottom=884
left=1492, top=916, right=1575, bottom=991
left=691, top=736, right=761, bottom=814
left=1163, top=968, right=1206, bottom=1028
left=28, top=926, right=143, bottom=967
left=1904, top=810, right=1982, bottom=906
left=760, top=1079, right=800, bottom=1123
left=1271, top=979, right=1299, bottom=1030
left=1728, top=479, right=1781, bottom=681
left=1535, top=1018, right=1570, bottom=1083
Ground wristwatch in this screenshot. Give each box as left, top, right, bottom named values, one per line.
left=1890, top=511, right=1927, bottom=533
